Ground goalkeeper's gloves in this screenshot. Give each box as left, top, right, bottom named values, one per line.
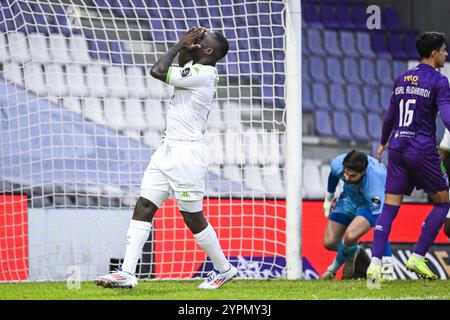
left=323, top=191, right=335, bottom=218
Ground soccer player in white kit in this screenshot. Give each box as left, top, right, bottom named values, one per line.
left=438, top=128, right=450, bottom=239
left=95, top=27, right=237, bottom=289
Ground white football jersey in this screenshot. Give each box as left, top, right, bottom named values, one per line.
left=440, top=128, right=450, bottom=151
left=163, top=61, right=219, bottom=142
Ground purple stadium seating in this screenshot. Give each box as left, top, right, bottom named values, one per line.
left=387, top=32, right=408, bottom=59
left=92, top=0, right=112, bottom=9
left=114, top=0, right=152, bottom=19
left=0, top=78, right=153, bottom=195
left=382, top=7, right=405, bottom=32
left=306, top=29, right=326, bottom=56
left=346, top=85, right=364, bottom=112
left=330, top=84, right=348, bottom=111
left=350, top=112, right=369, bottom=142
left=302, top=2, right=322, bottom=28
left=42, top=3, right=72, bottom=36
left=326, top=57, right=345, bottom=85
left=310, top=57, right=327, bottom=83
left=359, top=58, right=378, bottom=86
left=109, top=41, right=130, bottom=64
left=350, top=3, right=368, bottom=30
left=148, top=18, right=166, bottom=41
left=315, top=110, right=333, bottom=137
left=219, top=5, right=233, bottom=18
left=340, top=31, right=358, bottom=58
left=379, top=86, right=393, bottom=112
left=370, top=31, right=392, bottom=58
left=225, top=51, right=238, bottom=75
left=312, top=83, right=331, bottom=110
left=376, top=58, right=394, bottom=86
left=336, top=4, right=355, bottom=30
left=302, top=82, right=314, bottom=111
left=343, top=58, right=362, bottom=85
left=86, top=36, right=110, bottom=61
left=367, top=113, right=382, bottom=140
left=320, top=3, right=340, bottom=29
left=162, top=19, right=178, bottom=42
left=403, top=31, right=420, bottom=60
left=323, top=30, right=342, bottom=56
left=239, top=61, right=250, bottom=74
left=0, top=1, right=17, bottom=32
left=302, top=30, right=310, bottom=55
left=12, top=1, right=35, bottom=34
left=355, top=32, right=375, bottom=58
left=27, top=3, right=50, bottom=35
left=262, top=85, right=284, bottom=108
left=302, top=56, right=310, bottom=81
left=393, top=60, right=407, bottom=78
left=333, top=111, right=352, bottom=140
left=363, top=86, right=383, bottom=114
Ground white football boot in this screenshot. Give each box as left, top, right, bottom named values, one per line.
left=95, top=269, right=138, bottom=288
left=381, top=263, right=395, bottom=281
left=198, top=265, right=238, bottom=289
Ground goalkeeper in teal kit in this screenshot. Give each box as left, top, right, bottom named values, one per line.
left=321, top=150, right=394, bottom=280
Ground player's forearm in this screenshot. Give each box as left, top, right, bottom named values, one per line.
left=327, top=173, right=339, bottom=194
left=380, top=105, right=395, bottom=145
left=150, top=42, right=184, bottom=80
left=380, top=119, right=393, bottom=146
left=178, top=47, right=192, bottom=67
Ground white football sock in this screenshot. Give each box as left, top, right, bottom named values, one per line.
left=121, top=219, right=152, bottom=275
left=412, top=253, right=424, bottom=260
left=382, top=256, right=393, bottom=265
left=371, top=256, right=382, bottom=267
left=194, top=224, right=231, bottom=273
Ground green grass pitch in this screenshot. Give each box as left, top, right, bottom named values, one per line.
left=0, top=279, right=450, bottom=300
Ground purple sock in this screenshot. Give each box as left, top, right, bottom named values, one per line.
left=372, top=204, right=400, bottom=259
left=414, top=203, right=450, bottom=256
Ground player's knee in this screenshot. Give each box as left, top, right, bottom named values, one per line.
left=181, top=210, right=208, bottom=234
left=323, top=236, right=339, bottom=251
left=132, top=197, right=158, bottom=222
left=343, top=231, right=359, bottom=246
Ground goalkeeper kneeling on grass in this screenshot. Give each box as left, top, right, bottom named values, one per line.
left=321, top=150, right=395, bottom=281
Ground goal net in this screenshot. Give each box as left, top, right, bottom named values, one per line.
left=0, top=0, right=291, bottom=282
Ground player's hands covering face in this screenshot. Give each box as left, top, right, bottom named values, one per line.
left=180, top=27, right=207, bottom=51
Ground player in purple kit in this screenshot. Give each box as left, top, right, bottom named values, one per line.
left=367, top=32, right=450, bottom=282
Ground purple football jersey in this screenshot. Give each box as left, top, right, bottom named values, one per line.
left=380, top=63, right=450, bottom=153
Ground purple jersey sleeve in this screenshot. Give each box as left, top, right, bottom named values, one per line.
left=380, top=93, right=396, bottom=145
left=437, top=77, right=450, bottom=130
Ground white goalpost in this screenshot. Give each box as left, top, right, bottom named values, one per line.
left=0, top=0, right=302, bottom=282
left=285, top=0, right=302, bottom=280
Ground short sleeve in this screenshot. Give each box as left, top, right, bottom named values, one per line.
left=166, top=64, right=212, bottom=89
left=330, top=155, right=344, bottom=177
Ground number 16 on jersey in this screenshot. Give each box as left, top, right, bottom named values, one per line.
left=398, top=99, right=416, bottom=127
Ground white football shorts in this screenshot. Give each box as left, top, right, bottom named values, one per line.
left=140, top=140, right=208, bottom=212
left=440, top=129, right=450, bottom=151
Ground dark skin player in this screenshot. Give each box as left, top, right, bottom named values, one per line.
left=132, top=27, right=229, bottom=234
